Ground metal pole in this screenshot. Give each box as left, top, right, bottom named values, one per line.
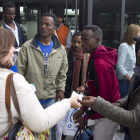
left=75, top=0, right=78, bottom=32
left=87, top=0, right=93, bottom=25
left=66, top=0, right=68, bottom=25
left=120, top=0, right=125, bottom=42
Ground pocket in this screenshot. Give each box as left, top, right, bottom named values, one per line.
left=126, top=60, right=134, bottom=68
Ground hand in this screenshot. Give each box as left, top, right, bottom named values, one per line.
left=69, top=96, right=82, bottom=109
left=112, top=102, right=121, bottom=107
left=56, top=90, right=64, bottom=101
left=73, top=108, right=84, bottom=121
left=77, top=86, right=85, bottom=93
left=74, top=117, right=87, bottom=130
left=77, top=96, right=97, bottom=107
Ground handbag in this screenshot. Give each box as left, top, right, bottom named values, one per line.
left=2, top=73, right=49, bottom=140
left=73, top=128, right=93, bottom=140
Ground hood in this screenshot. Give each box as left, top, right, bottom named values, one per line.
left=92, top=45, right=118, bottom=68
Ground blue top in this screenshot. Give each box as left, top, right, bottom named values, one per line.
left=38, top=39, right=53, bottom=73
left=10, top=65, right=18, bottom=72
left=38, top=39, right=54, bottom=105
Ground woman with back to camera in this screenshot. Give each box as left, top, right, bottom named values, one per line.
left=0, top=27, right=81, bottom=139
left=117, top=24, right=140, bottom=98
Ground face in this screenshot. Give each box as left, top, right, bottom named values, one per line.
left=39, top=16, right=56, bottom=37
left=1, top=46, right=15, bottom=67
left=136, top=31, right=140, bottom=36
left=57, top=16, right=63, bottom=26
left=81, top=29, right=99, bottom=54
left=3, top=7, right=15, bottom=23
left=72, top=35, right=82, bottom=53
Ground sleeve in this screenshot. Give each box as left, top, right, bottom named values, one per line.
left=66, top=30, right=72, bottom=48
left=83, top=64, right=117, bottom=120
left=56, top=48, right=68, bottom=92
left=92, top=96, right=140, bottom=128
left=19, top=25, right=27, bottom=44
left=116, top=44, right=128, bottom=77
left=13, top=73, right=71, bottom=133
left=115, top=95, right=128, bottom=108
left=16, top=43, right=28, bottom=76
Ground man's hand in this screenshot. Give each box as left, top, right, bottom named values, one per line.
left=56, top=90, right=64, bottom=101
left=112, top=102, right=121, bottom=107
left=73, top=108, right=84, bottom=121
left=74, top=117, right=87, bottom=130
left=77, top=96, right=97, bottom=107
left=77, top=86, right=85, bottom=93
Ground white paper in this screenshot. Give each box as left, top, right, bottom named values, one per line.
left=16, top=48, right=20, bottom=52
left=29, top=84, right=36, bottom=92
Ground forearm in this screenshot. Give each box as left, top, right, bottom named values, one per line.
left=92, top=96, right=140, bottom=128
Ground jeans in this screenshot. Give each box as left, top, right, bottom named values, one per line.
left=41, top=99, right=56, bottom=140
left=124, top=133, right=131, bottom=140
left=118, top=79, right=130, bottom=98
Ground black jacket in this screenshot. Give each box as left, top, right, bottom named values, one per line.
left=0, top=20, right=27, bottom=47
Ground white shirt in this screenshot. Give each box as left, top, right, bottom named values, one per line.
left=116, top=43, right=136, bottom=79
left=2, top=20, right=19, bottom=46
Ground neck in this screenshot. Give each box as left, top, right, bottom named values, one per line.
left=39, top=36, right=52, bottom=46
left=3, top=20, right=14, bottom=27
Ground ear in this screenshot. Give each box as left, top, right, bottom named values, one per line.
left=2, top=12, right=4, bottom=18
left=95, top=37, right=101, bottom=44
left=53, top=26, right=57, bottom=31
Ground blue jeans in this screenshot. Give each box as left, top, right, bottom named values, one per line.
left=118, top=79, right=130, bottom=98
left=41, top=99, right=56, bottom=140
left=124, top=133, right=131, bottom=140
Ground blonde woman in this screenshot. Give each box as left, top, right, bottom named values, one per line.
left=116, top=24, right=140, bottom=98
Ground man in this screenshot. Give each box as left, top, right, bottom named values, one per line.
left=65, top=31, right=89, bottom=98
left=0, top=2, right=27, bottom=63
left=74, top=25, right=121, bottom=140
left=53, top=5, right=72, bottom=49
left=16, top=12, right=68, bottom=140
left=62, top=31, right=89, bottom=140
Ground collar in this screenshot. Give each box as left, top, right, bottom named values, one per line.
left=31, top=34, right=61, bottom=49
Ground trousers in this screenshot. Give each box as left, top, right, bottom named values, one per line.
left=92, top=118, right=119, bottom=140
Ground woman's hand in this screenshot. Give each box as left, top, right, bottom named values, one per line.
left=77, top=96, right=97, bottom=107
left=69, top=96, right=82, bottom=109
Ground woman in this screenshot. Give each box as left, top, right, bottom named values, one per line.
left=116, top=24, right=140, bottom=98
left=0, top=27, right=81, bottom=139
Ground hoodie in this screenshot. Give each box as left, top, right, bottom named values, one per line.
left=82, top=45, right=121, bottom=120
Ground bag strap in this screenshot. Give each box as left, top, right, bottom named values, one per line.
left=5, top=73, right=21, bottom=126
left=128, top=73, right=135, bottom=96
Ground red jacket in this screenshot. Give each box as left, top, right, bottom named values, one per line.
left=82, top=45, right=121, bottom=120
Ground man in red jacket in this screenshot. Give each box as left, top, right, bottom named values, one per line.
left=74, top=25, right=121, bottom=140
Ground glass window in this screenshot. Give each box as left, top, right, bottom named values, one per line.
left=20, top=7, right=38, bottom=39
left=92, top=0, right=122, bottom=50
left=125, top=0, right=140, bottom=32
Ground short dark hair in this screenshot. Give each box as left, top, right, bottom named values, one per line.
left=3, top=2, right=16, bottom=12
left=43, top=12, right=58, bottom=26
left=83, top=25, right=103, bottom=39
left=72, top=31, right=81, bottom=39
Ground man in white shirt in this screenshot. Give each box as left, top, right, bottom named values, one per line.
left=0, top=2, right=27, bottom=63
